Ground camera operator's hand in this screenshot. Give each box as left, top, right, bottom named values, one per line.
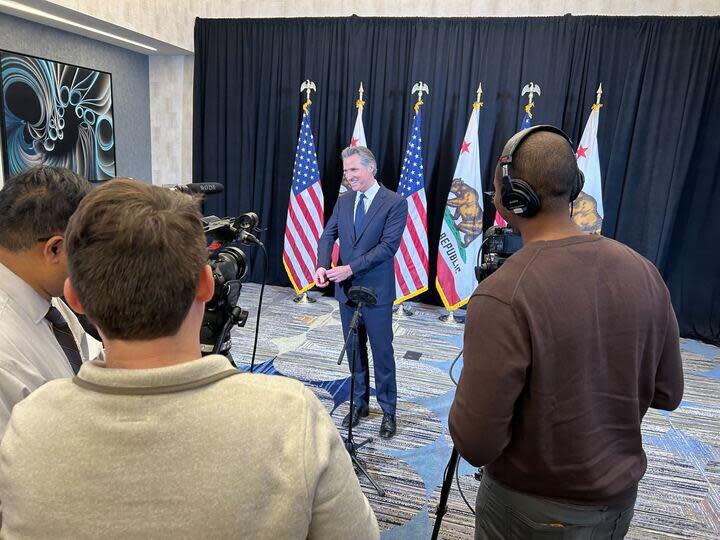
left=314, top=267, right=329, bottom=288
left=326, top=264, right=353, bottom=283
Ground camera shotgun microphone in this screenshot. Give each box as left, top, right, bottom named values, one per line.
left=172, top=182, right=225, bottom=195
left=237, top=229, right=263, bottom=246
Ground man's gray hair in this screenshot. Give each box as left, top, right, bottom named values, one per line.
left=341, top=146, right=376, bottom=173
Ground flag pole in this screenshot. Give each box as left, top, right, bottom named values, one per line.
left=357, top=82, right=365, bottom=110
left=394, top=81, right=430, bottom=318
left=521, top=81, right=541, bottom=124
left=439, top=83, right=483, bottom=324
left=292, top=79, right=318, bottom=304
left=571, top=83, right=604, bottom=235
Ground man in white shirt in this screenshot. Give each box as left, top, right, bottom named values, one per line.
left=0, top=166, right=101, bottom=437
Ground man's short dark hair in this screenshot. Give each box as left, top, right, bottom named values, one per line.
left=65, top=179, right=208, bottom=341
left=496, top=131, right=579, bottom=212
left=0, top=166, right=92, bottom=251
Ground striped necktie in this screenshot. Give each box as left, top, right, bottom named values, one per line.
left=354, top=193, right=366, bottom=236
left=45, top=306, right=83, bottom=374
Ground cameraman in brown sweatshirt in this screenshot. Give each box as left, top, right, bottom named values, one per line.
left=449, top=126, right=683, bottom=539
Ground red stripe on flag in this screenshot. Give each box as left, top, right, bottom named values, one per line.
left=399, top=236, right=424, bottom=290
left=436, top=255, right=461, bottom=306
left=411, top=192, right=428, bottom=231
left=404, top=214, right=429, bottom=271
left=307, top=183, right=324, bottom=223
left=331, top=240, right=340, bottom=266
left=394, top=258, right=410, bottom=296
left=288, top=201, right=317, bottom=260
left=284, top=228, right=313, bottom=284
left=282, top=252, right=303, bottom=290
left=294, top=193, right=321, bottom=242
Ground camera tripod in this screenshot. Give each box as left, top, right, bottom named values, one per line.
left=432, top=346, right=479, bottom=538
left=337, top=286, right=386, bottom=497
left=431, top=447, right=461, bottom=539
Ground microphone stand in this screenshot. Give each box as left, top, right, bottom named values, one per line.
left=337, top=299, right=386, bottom=497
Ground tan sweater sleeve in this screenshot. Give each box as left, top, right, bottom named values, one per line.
left=302, top=388, right=379, bottom=540
left=449, top=294, right=530, bottom=467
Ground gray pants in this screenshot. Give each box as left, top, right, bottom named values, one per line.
left=475, top=474, right=635, bottom=539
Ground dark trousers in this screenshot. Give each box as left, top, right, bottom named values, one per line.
left=475, top=474, right=635, bottom=539
left=339, top=301, right=397, bottom=414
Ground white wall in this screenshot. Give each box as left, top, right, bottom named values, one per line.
left=42, top=0, right=720, bottom=185
left=46, top=1, right=720, bottom=52
left=148, top=54, right=193, bottom=184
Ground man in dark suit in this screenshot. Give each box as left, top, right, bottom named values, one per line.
left=315, top=146, right=407, bottom=439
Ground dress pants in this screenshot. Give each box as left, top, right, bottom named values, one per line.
left=475, top=474, right=635, bottom=539
left=339, top=301, right=396, bottom=415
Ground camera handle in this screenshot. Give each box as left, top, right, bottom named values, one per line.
left=212, top=305, right=249, bottom=362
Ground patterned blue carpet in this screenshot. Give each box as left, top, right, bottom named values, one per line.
left=231, top=283, right=720, bottom=539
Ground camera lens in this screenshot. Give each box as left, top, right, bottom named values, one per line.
left=213, top=247, right=248, bottom=282
left=234, top=212, right=259, bottom=230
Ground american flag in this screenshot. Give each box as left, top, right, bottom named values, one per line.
left=394, top=105, right=429, bottom=304
left=520, top=107, right=533, bottom=130
left=283, top=108, right=324, bottom=294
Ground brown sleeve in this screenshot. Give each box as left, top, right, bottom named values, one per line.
left=448, top=294, right=530, bottom=467
left=650, top=301, right=684, bottom=411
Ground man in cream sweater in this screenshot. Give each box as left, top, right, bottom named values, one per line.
left=0, top=179, right=379, bottom=539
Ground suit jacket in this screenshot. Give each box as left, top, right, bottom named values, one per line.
left=317, top=184, right=407, bottom=305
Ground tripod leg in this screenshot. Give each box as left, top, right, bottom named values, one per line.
left=351, top=454, right=386, bottom=497
left=431, top=447, right=460, bottom=540
left=353, top=436, right=373, bottom=450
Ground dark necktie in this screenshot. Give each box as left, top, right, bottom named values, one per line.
left=45, top=306, right=83, bottom=374
left=354, top=193, right=366, bottom=236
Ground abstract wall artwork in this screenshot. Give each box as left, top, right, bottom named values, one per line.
left=0, top=51, right=116, bottom=181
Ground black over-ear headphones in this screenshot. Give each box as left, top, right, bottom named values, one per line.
left=498, top=125, right=585, bottom=218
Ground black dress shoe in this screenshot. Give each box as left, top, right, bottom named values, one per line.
left=342, top=406, right=369, bottom=428
left=379, top=413, right=397, bottom=439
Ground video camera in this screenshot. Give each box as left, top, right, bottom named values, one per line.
left=201, top=212, right=261, bottom=356
left=166, top=183, right=263, bottom=358
left=475, top=226, right=523, bottom=282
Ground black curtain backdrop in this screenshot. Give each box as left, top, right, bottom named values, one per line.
left=193, top=16, right=720, bottom=345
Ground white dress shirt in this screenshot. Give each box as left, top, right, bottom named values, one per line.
left=353, top=180, right=381, bottom=223
left=0, top=262, right=102, bottom=437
